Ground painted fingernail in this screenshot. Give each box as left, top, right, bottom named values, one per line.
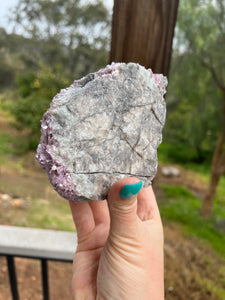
left=119, top=181, right=143, bottom=199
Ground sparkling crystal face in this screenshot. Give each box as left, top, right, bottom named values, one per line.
left=36, top=63, right=167, bottom=202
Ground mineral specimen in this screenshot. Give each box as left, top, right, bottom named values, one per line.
left=36, top=63, right=167, bottom=202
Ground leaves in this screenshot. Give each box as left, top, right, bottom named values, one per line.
left=165, top=0, right=225, bottom=163
left=1, top=0, right=110, bottom=148
left=177, top=0, right=225, bottom=89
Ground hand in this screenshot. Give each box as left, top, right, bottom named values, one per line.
left=69, top=177, right=164, bottom=300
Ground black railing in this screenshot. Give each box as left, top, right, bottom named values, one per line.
left=7, top=255, right=19, bottom=300
left=0, top=225, right=77, bottom=300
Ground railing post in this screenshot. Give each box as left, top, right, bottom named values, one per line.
left=0, top=226, right=77, bottom=299
left=7, top=256, right=19, bottom=300
left=41, top=259, right=49, bottom=300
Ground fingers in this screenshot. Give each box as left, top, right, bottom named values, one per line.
left=70, top=179, right=161, bottom=243
left=69, top=200, right=95, bottom=240
left=137, top=185, right=161, bottom=222
left=88, top=200, right=110, bottom=225
left=69, top=199, right=110, bottom=244
left=107, top=177, right=141, bottom=236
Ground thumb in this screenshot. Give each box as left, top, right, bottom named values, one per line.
left=107, top=178, right=142, bottom=236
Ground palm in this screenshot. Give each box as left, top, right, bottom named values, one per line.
left=69, top=200, right=110, bottom=299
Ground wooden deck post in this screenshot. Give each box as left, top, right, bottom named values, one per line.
left=110, top=0, right=179, bottom=76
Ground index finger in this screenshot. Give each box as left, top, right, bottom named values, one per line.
left=69, top=200, right=95, bottom=240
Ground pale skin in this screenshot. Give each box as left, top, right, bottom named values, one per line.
left=69, top=177, right=164, bottom=300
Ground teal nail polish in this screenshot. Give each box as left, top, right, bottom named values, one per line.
left=120, top=181, right=143, bottom=199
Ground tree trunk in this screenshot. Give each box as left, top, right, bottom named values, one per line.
left=201, top=128, right=225, bottom=218
left=201, top=93, right=225, bottom=219
left=110, top=0, right=179, bottom=76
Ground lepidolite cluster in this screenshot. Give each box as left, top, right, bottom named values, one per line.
left=36, top=63, right=167, bottom=202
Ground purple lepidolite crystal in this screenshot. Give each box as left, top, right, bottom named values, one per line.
left=36, top=62, right=167, bottom=202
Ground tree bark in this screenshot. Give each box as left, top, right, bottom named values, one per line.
left=201, top=98, right=225, bottom=218
left=110, top=0, right=179, bottom=76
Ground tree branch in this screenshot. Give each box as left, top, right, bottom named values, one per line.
left=197, top=55, right=225, bottom=92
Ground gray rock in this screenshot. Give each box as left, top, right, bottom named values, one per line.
left=161, top=166, right=180, bottom=177
left=36, top=63, right=167, bottom=202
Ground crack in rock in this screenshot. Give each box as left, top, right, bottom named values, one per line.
left=36, top=62, right=167, bottom=202
left=73, top=171, right=151, bottom=177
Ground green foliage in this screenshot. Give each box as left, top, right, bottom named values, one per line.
left=11, top=0, right=110, bottom=76
left=0, top=108, right=30, bottom=159
left=158, top=142, right=201, bottom=164
left=164, top=0, right=225, bottom=163
left=0, top=28, right=27, bottom=90
left=10, top=68, right=69, bottom=149
left=0, top=132, right=16, bottom=155
left=160, top=185, right=225, bottom=258
left=165, top=53, right=222, bottom=163
left=0, top=0, right=110, bottom=148
left=0, top=132, right=29, bottom=158
left=161, top=185, right=197, bottom=199
left=0, top=54, right=15, bottom=89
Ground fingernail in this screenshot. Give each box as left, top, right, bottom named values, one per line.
left=119, top=181, right=143, bottom=199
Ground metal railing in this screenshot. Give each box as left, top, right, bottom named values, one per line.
left=0, top=225, right=77, bottom=300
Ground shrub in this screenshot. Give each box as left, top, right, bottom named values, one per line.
left=10, top=68, right=70, bottom=149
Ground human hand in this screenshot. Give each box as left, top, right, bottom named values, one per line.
left=69, top=177, right=164, bottom=300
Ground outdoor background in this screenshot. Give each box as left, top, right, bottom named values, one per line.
left=0, top=0, right=225, bottom=299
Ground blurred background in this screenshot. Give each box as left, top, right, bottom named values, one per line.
left=0, top=0, right=224, bottom=299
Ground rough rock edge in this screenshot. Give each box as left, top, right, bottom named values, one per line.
left=36, top=62, right=167, bottom=202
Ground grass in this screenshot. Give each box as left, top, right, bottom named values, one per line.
left=25, top=199, right=74, bottom=231
left=160, top=184, right=225, bottom=259
left=2, top=197, right=75, bottom=232
left=0, top=112, right=75, bottom=232
left=194, top=272, right=225, bottom=299
left=0, top=105, right=75, bottom=231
